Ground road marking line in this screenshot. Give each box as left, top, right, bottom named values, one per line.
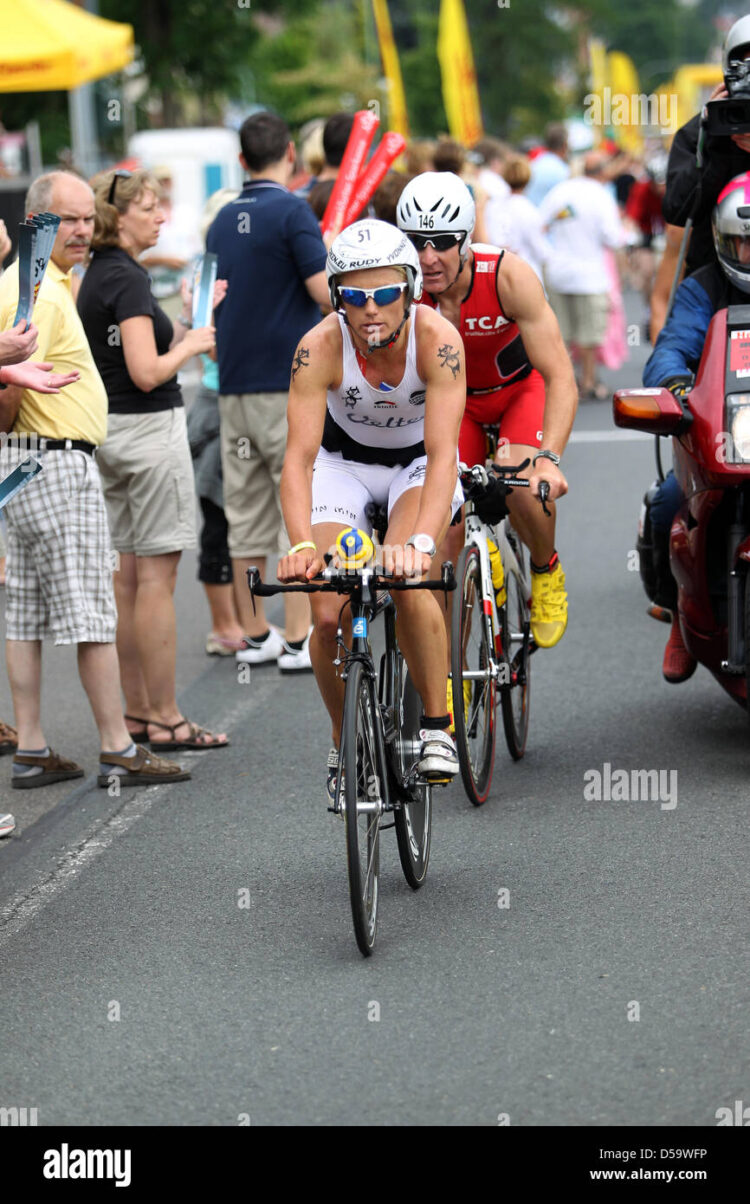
left=568, top=430, right=650, bottom=443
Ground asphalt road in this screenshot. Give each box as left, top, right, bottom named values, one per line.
left=1, top=303, right=749, bottom=1127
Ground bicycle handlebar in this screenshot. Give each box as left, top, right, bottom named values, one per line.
left=459, top=459, right=553, bottom=516
left=247, top=561, right=456, bottom=599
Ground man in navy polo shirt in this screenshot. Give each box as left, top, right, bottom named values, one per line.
left=207, top=111, right=329, bottom=672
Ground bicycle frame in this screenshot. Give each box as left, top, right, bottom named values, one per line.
left=462, top=506, right=530, bottom=683
left=335, top=572, right=422, bottom=809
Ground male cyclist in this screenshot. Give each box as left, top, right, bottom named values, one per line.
left=278, top=220, right=466, bottom=800
left=396, top=172, right=578, bottom=649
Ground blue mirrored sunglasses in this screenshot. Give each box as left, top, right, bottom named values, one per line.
left=338, top=282, right=408, bottom=307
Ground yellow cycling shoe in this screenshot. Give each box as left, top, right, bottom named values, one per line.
left=447, top=676, right=473, bottom=733
left=530, top=555, right=568, bottom=648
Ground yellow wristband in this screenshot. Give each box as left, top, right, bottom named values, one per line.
left=288, top=540, right=317, bottom=556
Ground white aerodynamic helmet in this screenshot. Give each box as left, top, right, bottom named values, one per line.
left=326, top=219, right=423, bottom=311
left=396, top=171, right=476, bottom=260
left=723, top=15, right=750, bottom=96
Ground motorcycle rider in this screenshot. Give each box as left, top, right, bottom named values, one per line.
left=643, top=170, right=750, bottom=680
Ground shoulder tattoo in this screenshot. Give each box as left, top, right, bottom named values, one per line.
left=291, top=345, right=310, bottom=381
left=437, top=343, right=461, bottom=379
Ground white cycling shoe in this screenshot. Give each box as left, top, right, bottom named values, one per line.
left=417, top=729, right=459, bottom=782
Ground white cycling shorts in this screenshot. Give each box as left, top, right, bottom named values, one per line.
left=311, top=447, right=463, bottom=534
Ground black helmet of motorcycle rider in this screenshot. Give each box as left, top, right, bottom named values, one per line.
left=722, top=15, right=750, bottom=97
left=713, top=171, right=750, bottom=293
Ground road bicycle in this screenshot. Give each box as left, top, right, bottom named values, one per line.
left=248, top=534, right=455, bottom=957
left=451, top=462, right=549, bottom=806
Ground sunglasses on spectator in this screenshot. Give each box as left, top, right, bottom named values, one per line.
left=338, top=283, right=408, bottom=307
left=108, top=169, right=133, bottom=206
left=406, top=232, right=463, bottom=252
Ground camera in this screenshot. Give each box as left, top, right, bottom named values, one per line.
left=703, top=97, right=750, bottom=136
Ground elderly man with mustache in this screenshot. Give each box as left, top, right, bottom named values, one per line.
left=0, top=170, right=188, bottom=794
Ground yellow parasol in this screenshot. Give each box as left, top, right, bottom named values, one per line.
left=0, top=0, right=134, bottom=93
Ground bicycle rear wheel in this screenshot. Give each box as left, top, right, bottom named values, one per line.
left=500, top=557, right=531, bottom=760
left=342, top=660, right=383, bottom=956
left=394, top=667, right=432, bottom=888
left=451, top=544, right=496, bottom=806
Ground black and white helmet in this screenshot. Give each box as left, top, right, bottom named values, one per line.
left=325, top=219, right=422, bottom=311
left=723, top=15, right=750, bottom=96
left=396, top=171, right=476, bottom=259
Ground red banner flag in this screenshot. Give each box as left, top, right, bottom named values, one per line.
left=321, top=109, right=380, bottom=239
left=341, top=132, right=406, bottom=228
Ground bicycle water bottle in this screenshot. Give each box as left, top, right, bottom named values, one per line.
left=487, top=538, right=506, bottom=610
left=336, top=527, right=375, bottom=570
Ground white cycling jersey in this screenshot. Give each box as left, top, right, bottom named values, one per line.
left=313, top=305, right=463, bottom=532
left=323, top=308, right=427, bottom=460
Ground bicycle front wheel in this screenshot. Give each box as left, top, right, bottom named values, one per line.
left=394, top=668, right=432, bottom=888
left=451, top=544, right=496, bottom=806
left=343, top=661, right=383, bottom=956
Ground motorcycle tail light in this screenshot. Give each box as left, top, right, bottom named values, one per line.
left=726, top=395, right=750, bottom=461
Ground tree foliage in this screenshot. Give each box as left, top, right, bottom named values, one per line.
left=250, top=2, right=382, bottom=124
left=0, top=0, right=737, bottom=165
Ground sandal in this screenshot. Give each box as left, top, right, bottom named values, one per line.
left=12, top=748, right=84, bottom=790
left=582, top=382, right=610, bottom=402
left=0, top=719, right=18, bottom=757
left=206, top=633, right=245, bottom=656
left=147, top=717, right=230, bottom=751
left=97, top=745, right=191, bottom=787
left=124, top=715, right=151, bottom=745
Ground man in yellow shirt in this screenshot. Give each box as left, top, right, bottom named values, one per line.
left=0, top=171, right=188, bottom=792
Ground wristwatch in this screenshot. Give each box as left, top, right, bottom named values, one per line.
left=405, top=533, right=437, bottom=557
left=532, top=449, right=561, bottom=468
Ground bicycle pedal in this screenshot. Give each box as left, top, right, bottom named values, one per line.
left=421, top=772, right=452, bottom=785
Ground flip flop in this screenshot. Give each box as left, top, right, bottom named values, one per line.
left=147, top=718, right=230, bottom=751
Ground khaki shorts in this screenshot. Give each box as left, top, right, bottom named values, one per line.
left=96, top=408, right=197, bottom=556
left=0, top=445, right=117, bottom=644
left=218, top=391, right=289, bottom=559
left=546, top=290, right=609, bottom=347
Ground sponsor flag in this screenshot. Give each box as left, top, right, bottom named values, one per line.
left=438, top=0, right=483, bottom=147
left=371, top=0, right=410, bottom=138
left=341, top=132, right=406, bottom=227
left=587, top=37, right=609, bottom=146
left=321, top=109, right=380, bottom=239
left=607, top=51, right=644, bottom=154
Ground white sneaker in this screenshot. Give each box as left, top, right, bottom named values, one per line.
left=0, top=813, right=16, bottom=838
left=417, top=729, right=459, bottom=782
left=278, top=627, right=313, bottom=674
left=236, top=626, right=285, bottom=665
